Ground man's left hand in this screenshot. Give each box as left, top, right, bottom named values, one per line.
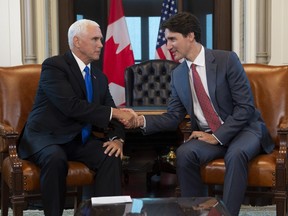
left=186, top=131, right=219, bottom=145
left=103, top=139, right=123, bottom=159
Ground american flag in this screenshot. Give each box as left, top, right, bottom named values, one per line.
left=155, top=0, right=178, bottom=60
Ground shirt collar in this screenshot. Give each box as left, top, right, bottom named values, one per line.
left=186, top=45, right=205, bottom=68
left=71, top=52, right=90, bottom=72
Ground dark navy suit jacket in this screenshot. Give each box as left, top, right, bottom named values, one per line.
left=18, top=51, right=125, bottom=158
left=144, top=49, right=274, bottom=153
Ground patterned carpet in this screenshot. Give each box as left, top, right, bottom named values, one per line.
left=1, top=205, right=276, bottom=215
left=239, top=205, right=276, bottom=216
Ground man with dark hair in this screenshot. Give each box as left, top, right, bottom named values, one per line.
left=18, top=19, right=135, bottom=216
left=123, top=12, right=274, bottom=215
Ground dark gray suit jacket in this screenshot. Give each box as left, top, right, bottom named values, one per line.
left=144, top=49, right=274, bottom=153
left=18, top=51, right=125, bottom=158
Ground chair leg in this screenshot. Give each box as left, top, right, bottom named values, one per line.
left=74, top=186, right=83, bottom=214
left=275, top=194, right=287, bottom=216
left=1, top=178, right=9, bottom=216
left=10, top=193, right=26, bottom=216
left=8, top=184, right=26, bottom=216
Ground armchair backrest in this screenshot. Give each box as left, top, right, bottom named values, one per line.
left=125, top=60, right=179, bottom=106
left=0, top=64, right=41, bottom=151
left=243, top=64, right=288, bottom=146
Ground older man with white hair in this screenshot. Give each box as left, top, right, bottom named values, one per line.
left=18, top=19, right=134, bottom=216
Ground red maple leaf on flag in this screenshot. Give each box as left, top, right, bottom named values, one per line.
left=103, top=0, right=134, bottom=106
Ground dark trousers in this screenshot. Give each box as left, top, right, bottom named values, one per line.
left=29, top=135, right=122, bottom=216
left=176, top=130, right=262, bottom=216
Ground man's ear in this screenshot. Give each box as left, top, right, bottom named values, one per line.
left=188, top=32, right=195, bottom=41
left=73, top=36, right=80, bottom=48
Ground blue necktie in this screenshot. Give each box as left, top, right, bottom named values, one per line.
left=82, top=66, right=93, bottom=144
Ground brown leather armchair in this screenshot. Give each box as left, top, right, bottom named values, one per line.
left=189, top=64, right=288, bottom=216
left=0, top=64, right=94, bottom=216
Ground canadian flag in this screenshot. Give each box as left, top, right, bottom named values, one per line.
left=103, top=0, right=135, bottom=106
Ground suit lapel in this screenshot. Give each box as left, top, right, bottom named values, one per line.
left=176, top=62, right=200, bottom=130
left=64, top=51, right=89, bottom=99
left=90, top=67, right=99, bottom=104
left=176, top=63, right=194, bottom=116
left=205, top=49, right=220, bottom=114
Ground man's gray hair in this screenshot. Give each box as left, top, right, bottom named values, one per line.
left=68, top=19, right=100, bottom=49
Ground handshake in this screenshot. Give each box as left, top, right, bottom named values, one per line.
left=112, top=108, right=144, bottom=129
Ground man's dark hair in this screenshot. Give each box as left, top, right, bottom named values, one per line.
left=161, top=12, right=201, bottom=42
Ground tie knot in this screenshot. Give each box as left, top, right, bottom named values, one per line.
left=84, top=66, right=90, bottom=74
left=191, top=63, right=197, bottom=70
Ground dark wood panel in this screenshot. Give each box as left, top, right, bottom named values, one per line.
left=182, top=0, right=231, bottom=50
left=58, top=0, right=74, bottom=55
left=214, top=0, right=232, bottom=50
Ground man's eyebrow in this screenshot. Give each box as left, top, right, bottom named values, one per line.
left=166, top=36, right=175, bottom=40
left=92, top=36, right=102, bottom=40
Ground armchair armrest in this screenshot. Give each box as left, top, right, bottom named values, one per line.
left=278, top=116, right=288, bottom=131
left=0, top=123, right=18, bottom=152
left=277, top=116, right=288, bottom=151
left=275, top=116, right=288, bottom=191
left=0, top=123, right=18, bottom=136
left=0, top=122, right=22, bottom=172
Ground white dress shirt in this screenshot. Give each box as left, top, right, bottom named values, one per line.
left=186, top=46, right=223, bottom=132
left=72, top=52, right=113, bottom=120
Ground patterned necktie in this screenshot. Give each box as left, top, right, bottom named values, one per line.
left=191, top=64, right=221, bottom=132
left=82, top=66, right=93, bottom=144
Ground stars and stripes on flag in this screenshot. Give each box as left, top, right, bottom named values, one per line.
left=103, top=0, right=135, bottom=106
left=155, top=0, right=178, bottom=60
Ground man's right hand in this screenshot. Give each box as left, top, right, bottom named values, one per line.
left=112, top=108, right=137, bottom=128
left=120, top=108, right=145, bottom=129
left=112, top=108, right=144, bottom=129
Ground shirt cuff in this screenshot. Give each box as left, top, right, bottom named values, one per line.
left=140, top=115, right=146, bottom=129
left=109, top=136, right=124, bottom=143
left=110, top=108, right=112, bottom=120
left=212, top=134, right=223, bottom=146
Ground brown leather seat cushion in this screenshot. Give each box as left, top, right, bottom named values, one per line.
left=2, top=158, right=95, bottom=191
left=201, top=150, right=277, bottom=187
